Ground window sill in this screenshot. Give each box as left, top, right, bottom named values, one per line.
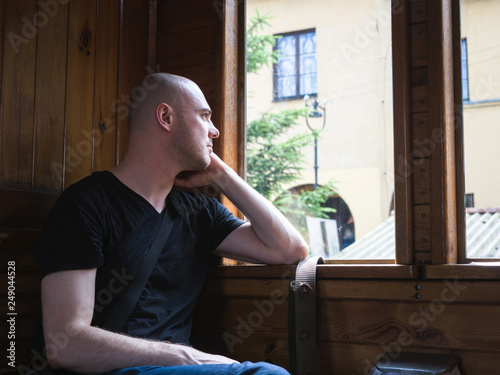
left=208, top=262, right=500, bottom=281
left=423, top=263, right=500, bottom=280
left=208, top=263, right=418, bottom=280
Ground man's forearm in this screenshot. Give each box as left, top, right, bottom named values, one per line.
left=47, top=323, right=234, bottom=374
left=215, top=163, right=308, bottom=263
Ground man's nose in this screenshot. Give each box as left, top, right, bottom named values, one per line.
left=209, top=122, right=220, bottom=138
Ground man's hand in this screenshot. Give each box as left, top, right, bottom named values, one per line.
left=174, top=153, right=228, bottom=190
left=178, top=347, right=239, bottom=365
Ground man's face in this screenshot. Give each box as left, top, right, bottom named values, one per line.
left=173, top=82, right=220, bottom=171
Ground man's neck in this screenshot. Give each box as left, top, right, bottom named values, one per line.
left=109, top=155, right=177, bottom=213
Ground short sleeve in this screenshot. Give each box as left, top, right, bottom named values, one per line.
left=206, top=197, right=245, bottom=250
left=35, top=185, right=105, bottom=279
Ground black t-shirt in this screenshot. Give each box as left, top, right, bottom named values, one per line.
left=33, top=171, right=244, bottom=348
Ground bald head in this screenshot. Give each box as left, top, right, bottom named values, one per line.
left=128, top=73, right=193, bottom=134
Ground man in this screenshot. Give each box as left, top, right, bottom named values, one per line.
left=33, top=73, right=308, bottom=375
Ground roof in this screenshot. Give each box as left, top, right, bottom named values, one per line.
left=331, top=211, right=500, bottom=260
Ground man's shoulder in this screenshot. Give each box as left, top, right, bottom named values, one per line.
left=170, top=188, right=224, bottom=219
left=172, top=187, right=218, bottom=204
left=57, top=171, right=114, bottom=207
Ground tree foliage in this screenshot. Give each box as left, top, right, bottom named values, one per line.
left=247, top=109, right=309, bottom=200
left=246, top=9, right=337, bottom=236
left=246, top=9, right=281, bottom=74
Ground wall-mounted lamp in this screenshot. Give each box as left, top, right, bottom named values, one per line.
left=304, top=95, right=328, bottom=189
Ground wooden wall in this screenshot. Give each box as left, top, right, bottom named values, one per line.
left=192, top=265, right=500, bottom=375
left=0, top=1, right=155, bottom=372
left=0, top=0, right=154, bottom=192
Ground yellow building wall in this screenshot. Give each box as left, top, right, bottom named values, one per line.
left=246, top=0, right=500, bottom=242
left=247, top=0, right=394, bottom=240
left=461, top=0, right=500, bottom=209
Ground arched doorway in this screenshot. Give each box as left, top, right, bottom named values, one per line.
left=289, top=184, right=355, bottom=251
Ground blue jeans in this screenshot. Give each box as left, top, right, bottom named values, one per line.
left=101, top=362, right=290, bottom=375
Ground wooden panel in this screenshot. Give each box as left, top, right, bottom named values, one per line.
left=157, top=0, right=215, bottom=36
left=410, top=0, right=427, bottom=24
left=424, top=264, right=500, bottom=280
left=318, top=280, right=423, bottom=301
left=0, top=189, right=58, bottom=228
left=414, top=221, right=431, bottom=252
left=157, top=48, right=215, bottom=72
left=410, top=23, right=427, bottom=67
left=411, top=67, right=428, bottom=87
left=207, top=264, right=419, bottom=280
left=411, top=85, right=429, bottom=113
left=412, top=158, right=430, bottom=204
left=215, top=0, right=240, bottom=216
left=324, top=279, right=499, bottom=303
left=411, top=112, right=430, bottom=156
left=237, top=2, right=246, bottom=179
left=1, top=0, right=37, bottom=188
left=200, top=278, right=494, bottom=303
left=33, top=1, right=69, bottom=191
left=202, top=278, right=289, bottom=298
left=191, top=294, right=290, bottom=369
left=156, top=26, right=215, bottom=68
left=427, top=0, right=457, bottom=264
left=318, top=299, right=500, bottom=352
left=117, top=0, right=154, bottom=163
left=414, top=197, right=431, bottom=261
left=452, top=0, right=466, bottom=263
left=63, top=0, right=97, bottom=188
left=93, top=0, right=120, bottom=172
left=392, top=0, right=414, bottom=265
left=0, top=229, right=40, bottom=269
left=414, top=204, right=430, bottom=223
left=408, top=3, right=432, bottom=266
left=192, top=273, right=500, bottom=375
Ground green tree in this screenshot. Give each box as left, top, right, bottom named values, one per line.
left=246, top=10, right=337, bottom=237
left=246, top=9, right=281, bottom=74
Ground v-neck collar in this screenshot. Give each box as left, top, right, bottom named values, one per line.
left=102, top=171, right=182, bottom=216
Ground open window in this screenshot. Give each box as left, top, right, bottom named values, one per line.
left=459, top=0, right=500, bottom=261
left=245, top=0, right=395, bottom=262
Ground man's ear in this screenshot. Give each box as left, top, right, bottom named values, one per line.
left=156, top=103, right=173, bottom=132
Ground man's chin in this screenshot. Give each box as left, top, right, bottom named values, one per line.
left=181, top=160, right=210, bottom=173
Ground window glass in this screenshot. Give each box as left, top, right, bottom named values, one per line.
left=246, top=0, right=395, bottom=260
left=461, top=38, right=470, bottom=101
left=460, top=0, right=500, bottom=259
left=274, top=30, right=317, bottom=100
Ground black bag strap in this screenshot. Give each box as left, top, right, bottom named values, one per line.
left=288, top=255, right=324, bottom=375
left=103, top=206, right=174, bottom=332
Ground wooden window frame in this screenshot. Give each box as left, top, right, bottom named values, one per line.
left=223, top=0, right=500, bottom=276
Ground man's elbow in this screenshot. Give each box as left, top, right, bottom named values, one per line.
left=282, top=241, right=309, bottom=265
left=46, top=349, right=70, bottom=371
left=44, top=326, right=88, bottom=373
left=47, top=347, right=89, bottom=374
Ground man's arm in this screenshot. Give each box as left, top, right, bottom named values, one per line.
left=42, top=268, right=236, bottom=374
left=175, top=154, right=309, bottom=264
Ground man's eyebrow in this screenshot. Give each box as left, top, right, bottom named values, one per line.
left=196, top=108, right=212, bottom=115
